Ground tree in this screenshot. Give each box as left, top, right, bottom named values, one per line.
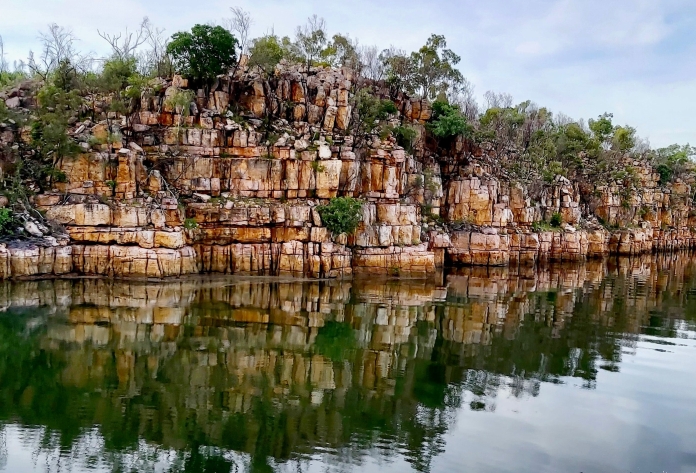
left=612, top=125, right=636, bottom=152
left=167, top=25, right=238, bottom=82
left=317, top=197, right=363, bottom=236
left=410, top=35, right=463, bottom=100
left=294, top=15, right=328, bottom=69
left=137, top=20, right=172, bottom=77
left=427, top=100, right=470, bottom=140
left=320, top=34, right=359, bottom=69
left=0, top=35, right=7, bottom=73
left=353, top=88, right=397, bottom=134
left=28, top=24, right=90, bottom=82
left=447, top=77, right=478, bottom=121
left=380, top=47, right=414, bottom=98
left=224, top=7, right=252, bottom=57
left=381, top=35, right=464, bottom=100
left=588, top=112, right=614, bottom=146
left=248, top=35, right=285, bottom=76
left=357, top=45, right=384, bottom=81
left=653, top=144, right=695, bottom=185
left=98, top=17, right=151, bottom=61
left=100, top=56, right=138, bottom=92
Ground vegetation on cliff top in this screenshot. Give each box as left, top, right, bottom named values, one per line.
left=0, top=9, right=694, bottom=222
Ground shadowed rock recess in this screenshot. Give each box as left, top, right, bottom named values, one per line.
left=2, top=64, right=696, bottom=279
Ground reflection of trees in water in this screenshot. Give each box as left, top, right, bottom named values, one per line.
left=0, top=256, right=695, bottom=472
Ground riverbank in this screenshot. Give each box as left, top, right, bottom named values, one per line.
left=3, top=65, right=696, bottom=280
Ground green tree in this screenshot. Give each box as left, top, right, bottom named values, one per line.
left=317, top=197, right=363, bottom=236
left=293, top=15, right=329, bottom=69
left=320, top=34, right=359, bottom=68
left=353, top=88, right=398, bottom=134
left=167, top=25, right=238, bottom=82
left=382, top=35, right=464, bottom=100
left=100, top=56, right=138, bottom=92
left=30, top=85, right=81, bottom=184
left=410, top=35, right=464, bottom=100
left=612, top=125, right=636, bottom=152
left=653, top=144, right=695, bottom=185
left=588, top=113, right=614, bottom=146
left=380, top=47, right=414, bottom=99
left=427, top=100, right=470, bottom=140
left=248, top=35, right=285, bottom=76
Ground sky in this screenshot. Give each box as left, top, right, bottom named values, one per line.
left=1, top=0, right=694, bottom=148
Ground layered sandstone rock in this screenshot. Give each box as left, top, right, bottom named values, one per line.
left=3, top=65, right=695, bottom=280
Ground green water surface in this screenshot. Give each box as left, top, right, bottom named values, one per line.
left=0, top=255, right=694, bottom=473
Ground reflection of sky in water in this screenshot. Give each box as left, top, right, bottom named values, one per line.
left=0, top=257, right=695, bottom=473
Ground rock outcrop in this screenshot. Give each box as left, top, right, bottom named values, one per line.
left=1, top=64, right=695, bottom=279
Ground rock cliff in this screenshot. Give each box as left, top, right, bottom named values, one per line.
left=1, top=64, right=695, bottom=279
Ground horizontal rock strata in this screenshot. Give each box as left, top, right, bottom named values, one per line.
left=3, top=65, right=695, bottom=279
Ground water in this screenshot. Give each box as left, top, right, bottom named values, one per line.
left=0, top=255, right=695, bottom=473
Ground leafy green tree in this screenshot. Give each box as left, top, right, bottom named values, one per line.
left=427, top=100, right=470, bottom=140
left=653, top=144, right=695, bottom=185
left=319, top=34, right=359, bottom=68
left=167, top=25, right=238, bottom=82
left=410, top=35, right=464, bottom=100
left=248, top=35, right=285, bottom=76
left=100, top=56, right=138, bottom=92
left=353, top=89, right=398, bottom=134
left=294, top=15, right=328, bottom=69
left=317, top=197, right=363, bottom=236
left=31, top=85, right=81, bottom=182
left=380, top=47, right=414, bottom=99
left=588, top=113, right=614, bottom=145
left=381, top=35, right=464, bottom=100
left=612, top=125, right=636, bottom=152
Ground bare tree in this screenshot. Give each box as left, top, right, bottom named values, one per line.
left=98, top=17, right=152, bottom=61
left=0, top=37, right=7, bottom=75
left=554, top=112, right=574, bottom=127
left=484, top=90, right=513, bottom=109
left=0, top=35, right=7, bottom=73
left=448, top=77, right=478, bottom=120
left=224, top=7, right=252, bottom=56
left=357, top=45, right=384, bottom=81
left=28, top=24, right=90, bottom=79
left=137, top=20, right=171, bottom=77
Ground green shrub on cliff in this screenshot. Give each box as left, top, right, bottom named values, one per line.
left=354, top=89, right=398, bottom=133
left=428, top=100, right=470, bottom=140
left=317, top=197, right=363, bottom=236
left=167, top=25, right=238, bottom=82
left=0, top=208, right=18, bottom=236
left=653, top=144, right=695, bottom=186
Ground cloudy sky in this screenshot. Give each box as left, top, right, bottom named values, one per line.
left=1, top=0, right=694, bottom=148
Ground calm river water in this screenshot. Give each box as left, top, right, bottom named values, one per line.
left=0, top=255, right=695, bottom=473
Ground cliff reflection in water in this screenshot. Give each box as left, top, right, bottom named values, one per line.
left=0, top=254, right=695, bottom=473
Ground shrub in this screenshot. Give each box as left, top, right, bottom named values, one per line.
left=0, top=208, right=17, bottom=236
left=317, top=197, right=363, bottom=235
left=100, top=57, right=138, bottom=92
left=550, top=212, right=563, bottom=227
left=392, top=125, right=417, bottom=152
left=183, top=218, right=198, bottom=229
left=165, top=89, right=195, bottom=116
left=248, top=35, right=285, bottom=76
left=167, top=25, right=238, bottom=82
left=427, top=100, right=470, bottom=140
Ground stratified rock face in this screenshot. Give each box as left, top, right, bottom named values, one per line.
left=3, top=65, right=696, bottom=280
